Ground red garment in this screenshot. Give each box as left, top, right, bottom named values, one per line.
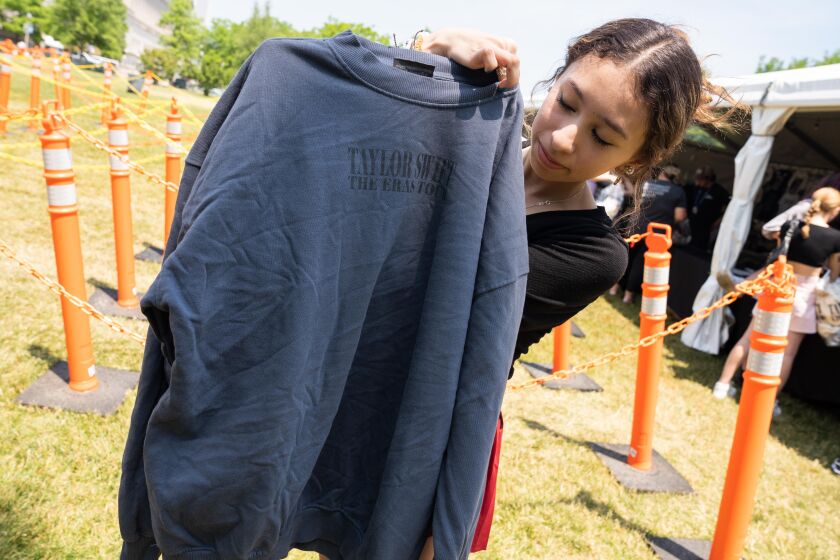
left=470, top=412, right=504, bottom=552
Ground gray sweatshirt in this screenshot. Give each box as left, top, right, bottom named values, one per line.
left=119, top=30, right=527, bottom=560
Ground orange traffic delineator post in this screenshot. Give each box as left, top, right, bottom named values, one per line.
left=648, top=258, right=796, bottom=560
left=29, top=55, right=41, bottom=129
left=164, top=97, right=183, bottom=248
left=627, top=223, right=673, bottom=471
left=14, top=105, right=141, bottom=415
left=39, top=101, right=98, bottom=393
left=137, top=97, right=183, bottom=264
left=101, top=63, right=112, bottom=124
left=106, top=101, right=139, bottom=308
left=61, top=55, right=72, bottom=112
left=709, top=258, right=794, bottom=560
left=554, top=321, right=571, bottom=372
left=52, top=57, right=63, bottom=110
left=0, top=51, right=11, bottom=134
left=521, top=320, right=603, bottom=392
left=590, top=223, right=692, bottom=493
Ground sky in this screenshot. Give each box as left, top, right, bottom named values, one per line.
left=196, top=0, right=840, bottom=102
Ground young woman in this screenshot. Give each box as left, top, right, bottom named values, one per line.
left=714, top=187, right=840, bottom=416
left=615, top=164, right=688, bottom=304
left=379, top=18, right=741, bottom=560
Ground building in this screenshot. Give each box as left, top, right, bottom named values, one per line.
left=122, top=0, right=209, bottom=72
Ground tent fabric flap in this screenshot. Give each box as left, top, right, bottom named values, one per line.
left=681, top=107, right=794, bottom=354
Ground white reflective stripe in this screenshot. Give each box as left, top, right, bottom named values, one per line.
left=166, top=141, right=182, bottom=154
left=746, top=349, right=783, bottom=377
left=643, top=266, right=670, bottom=285
left=42, top=148, right=72, bottom=170
left=754, top=308, right=791, bottom=337
left=166, top=121, right=182, bottom=134
left=31, top=70, right=40, bottom=77
left=87, top=365, right=96, bottom=378
left=641, top=295, right=668, bottom=316
left=47, top=183, right=77, bottom=206
left=110, top=154, right=130, bottom=170
left=1, top=65, right=10, bottom=73
left=103, top=78, right=111, bottom=85
left=108, top=129, right=129, bottom=146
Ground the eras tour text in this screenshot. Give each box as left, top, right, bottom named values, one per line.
left=347, top=147, right=456, bottom=199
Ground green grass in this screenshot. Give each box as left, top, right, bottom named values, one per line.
left=1, top=68, right=839, bottom=559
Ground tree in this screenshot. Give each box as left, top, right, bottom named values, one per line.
left=757, top=49, right=840, bottom=73
left=302, top=16, right=389, bottom=43
left=0, top=0, right=48, bottom=44
left=140, top=47, right=178, bottom=78
left=229, top=2, right=297, bottom=60
left=196, top=18, right=237, bottom=95
left=46, top=0, right=126, bottom=57
left=157, top=0, right=205, bottom=80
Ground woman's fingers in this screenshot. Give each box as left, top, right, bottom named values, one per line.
left=480, top=47, right=499, bottom=73
left=492, top=48, right=520, bottom=88
left=427, top=28, right=521, bottom=88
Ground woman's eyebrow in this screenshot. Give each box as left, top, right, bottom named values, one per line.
left=568, top=79, right=629, bottom=141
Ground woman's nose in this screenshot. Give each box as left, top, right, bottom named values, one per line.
left=551, top=124, right=577, bottom=155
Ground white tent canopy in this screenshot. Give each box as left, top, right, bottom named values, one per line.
left=682, top=64, right=840, bottom=353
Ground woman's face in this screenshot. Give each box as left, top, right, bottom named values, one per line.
left=529, top=54, right=650, bottom=184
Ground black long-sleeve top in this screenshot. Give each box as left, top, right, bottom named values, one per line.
left=509, top=206, right=629, bottom=377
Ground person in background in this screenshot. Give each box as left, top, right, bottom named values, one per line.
left=613, top=164, right=687, bottom=303
left=762, top=176, right=840, bottom=240
left=713, top=188, right=840, bottom=417
left=686, top=165, right=729, bottom=252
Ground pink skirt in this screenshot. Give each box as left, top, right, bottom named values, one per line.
left=752, top=272, right=819, bottom=334
left=789, top=273, right=819, bottom=334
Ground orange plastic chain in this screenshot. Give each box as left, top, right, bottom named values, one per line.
left=623, top=231, right=650, bottom=247
left=0, top=238, right=146, bottom=344
left=55, top=113, right=179, bottom=194
left=509, top=262, right=795, bottom=391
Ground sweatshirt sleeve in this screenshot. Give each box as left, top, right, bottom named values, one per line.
left=118, top=51, right=255, bottom=560
left=431, top=91, right=528, bottom=559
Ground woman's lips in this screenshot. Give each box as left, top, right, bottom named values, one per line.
left=536, top=141, right=566, bottom=171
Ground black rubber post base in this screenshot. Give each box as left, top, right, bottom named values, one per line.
left=519, top=360, right=603, bottom=392
left=589, top=442, right=693, bottom=493
left=89, top=286, right=145, bottom=320
left=16, top=361, right=139, bottom=415
left=135, top=245, right=163, bottom=263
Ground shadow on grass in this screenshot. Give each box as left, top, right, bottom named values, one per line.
left=521, top=418, right=590, bottom=450
left=27, top=344, right=61, bottom=368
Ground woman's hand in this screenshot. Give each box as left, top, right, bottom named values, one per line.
left=421, top=28, right=520, bottom=89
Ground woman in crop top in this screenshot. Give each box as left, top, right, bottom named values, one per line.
left=714, top=188, right=840, bottom=414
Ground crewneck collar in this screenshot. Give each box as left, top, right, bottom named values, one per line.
left=326, top=30, right=518, bottom=107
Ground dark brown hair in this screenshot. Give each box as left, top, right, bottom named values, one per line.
left=526, top=18, right=746, bottom=227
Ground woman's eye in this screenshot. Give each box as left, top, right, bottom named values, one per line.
left=591, top=129, right=610, bottom=147
left=557, top=93, right=575, bottom=113
left=556, top=92, right=610, bottom=146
